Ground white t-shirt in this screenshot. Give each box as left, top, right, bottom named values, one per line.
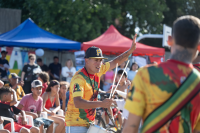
left=61, top=66, right=76, bottom=83
left=115, top=99, right=129, bottom=120
left=128, top=70, right=138, bottom=81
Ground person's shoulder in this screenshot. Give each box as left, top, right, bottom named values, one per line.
left=18, top=85, right=23, bottom=90
left=22, top=93, right=31, bottom=99
left=72, top=67, right=76, bottom=70
left=103, top=62, right=110, bottom=67
left=23, top=64, right=29, bottom=67
left=62, top=66, right=67, bottom=69
left=42, top=92, right=48, bottom=97
left=134, top=64, right=157, bottom=78
left=71, top=69, right=86, bottom=82
left=49, top=63, right=53, bottom=66
left=38, top=96, right=43, bottom=102
left=4, top=83, right=10, bottom=87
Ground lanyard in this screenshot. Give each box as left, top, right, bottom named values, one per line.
left=84, top=67, right=96, bottom=100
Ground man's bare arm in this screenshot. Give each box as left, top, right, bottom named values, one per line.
left=10, top=89, right=17, bottom=106
left=122, top=113, right=142, bottom=133
left=108, top=34, right=137, bottom=71
left=74, top=97, right=113, bottom=109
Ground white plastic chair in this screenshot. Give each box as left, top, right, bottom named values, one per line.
left=14, top=101, right=20, bottom=107
left=41, top=109, right=64, bottom=133
left=0, top=115, right=33, bottom=133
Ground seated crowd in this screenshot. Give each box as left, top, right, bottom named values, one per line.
left=0, top=71, right=70, bottom=133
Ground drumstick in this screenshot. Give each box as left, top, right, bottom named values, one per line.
left=111, top=60, right=130, bottom=98
left=109, top=63, right=118, bottom=99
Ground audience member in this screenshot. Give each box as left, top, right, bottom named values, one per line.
left=103, top=69, right=114, bottom=91
left=127, top=62, right=139, bottom=81
left=37, top=58, right=49, bottom=72
left=0, top=50, right=9, bottom=80
left=61, top=59, right=76, bottom=83
left=4, top=73, right=25, bottom=101
left=38, top=72, right=49, bottom=96
left=18, top=80, right=53, bottom=133
left=49, top=56, right=62, bottom=81
left=0, top=86, right=39, bottom=133
left=118, top=61, right=130, bottom=72
left=42, top=80, right=65, bottom=133
left=21, top=54, right=41, bottom=94
left=57, top=81, right=70, bottom=112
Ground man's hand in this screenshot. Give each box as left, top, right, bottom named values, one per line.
left=130, top=34, right=137, bottom=51
left=126, top=80, right=131, bottom=88
left=0, top=80, right=4, bottom=88
left=101, top=98, right=114, bottom=108
left=109, top=34, right=137, bottom=71
left=18, top=81, right=24, bottom=86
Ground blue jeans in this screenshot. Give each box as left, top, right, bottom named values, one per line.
left=65, top=126, right=88, bottom=133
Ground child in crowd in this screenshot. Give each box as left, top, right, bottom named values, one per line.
left=18, top=80, right=53, bottom=133
left=42, top=80, right=65, bottom=133
left=57, top=81, right=70, bottom=112
left=0, top=86, right=39, bottom=133
left=38, top=72, right=49, bottom=96
left=112, top=70, right=131, bottom=128
left=105, top=69, right=130, bottom=129
left=4, top=73, right=25, bottom=101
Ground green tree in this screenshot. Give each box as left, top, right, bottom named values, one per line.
left=0, top=0, right=29, bottom=21
left=24, top=0, right=168, bottom=42
left=24, top=0, right=117, bottom=42
left=109, top=0, right=167, bottom=38
left=1, top=0, right=168, bottom=43
left=163, top=0, right=200, bottom=27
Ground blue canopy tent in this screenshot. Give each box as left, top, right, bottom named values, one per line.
left=0, top=18, right=81, bottom=50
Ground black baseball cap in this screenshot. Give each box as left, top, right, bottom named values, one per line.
left=85, top=46, right=107, bottom=59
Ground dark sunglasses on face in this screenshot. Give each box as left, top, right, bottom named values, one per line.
left=30, top=58, right=35, bottom=60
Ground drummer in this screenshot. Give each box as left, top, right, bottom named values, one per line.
left=65, top=35, right=137, bottom=133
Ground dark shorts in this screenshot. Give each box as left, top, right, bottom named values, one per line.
left=34, top=117, right=53, bottom=128
left=4, top=122, right=32, bottom=132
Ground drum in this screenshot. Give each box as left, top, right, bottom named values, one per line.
left=87, top=124, right=107, bottom=133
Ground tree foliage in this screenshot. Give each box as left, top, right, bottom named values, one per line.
left=7, top=0, right=200, bottom=44
left=163, top=0, right=200, bottom=27
left=0, top=0, right=168, bottom=42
